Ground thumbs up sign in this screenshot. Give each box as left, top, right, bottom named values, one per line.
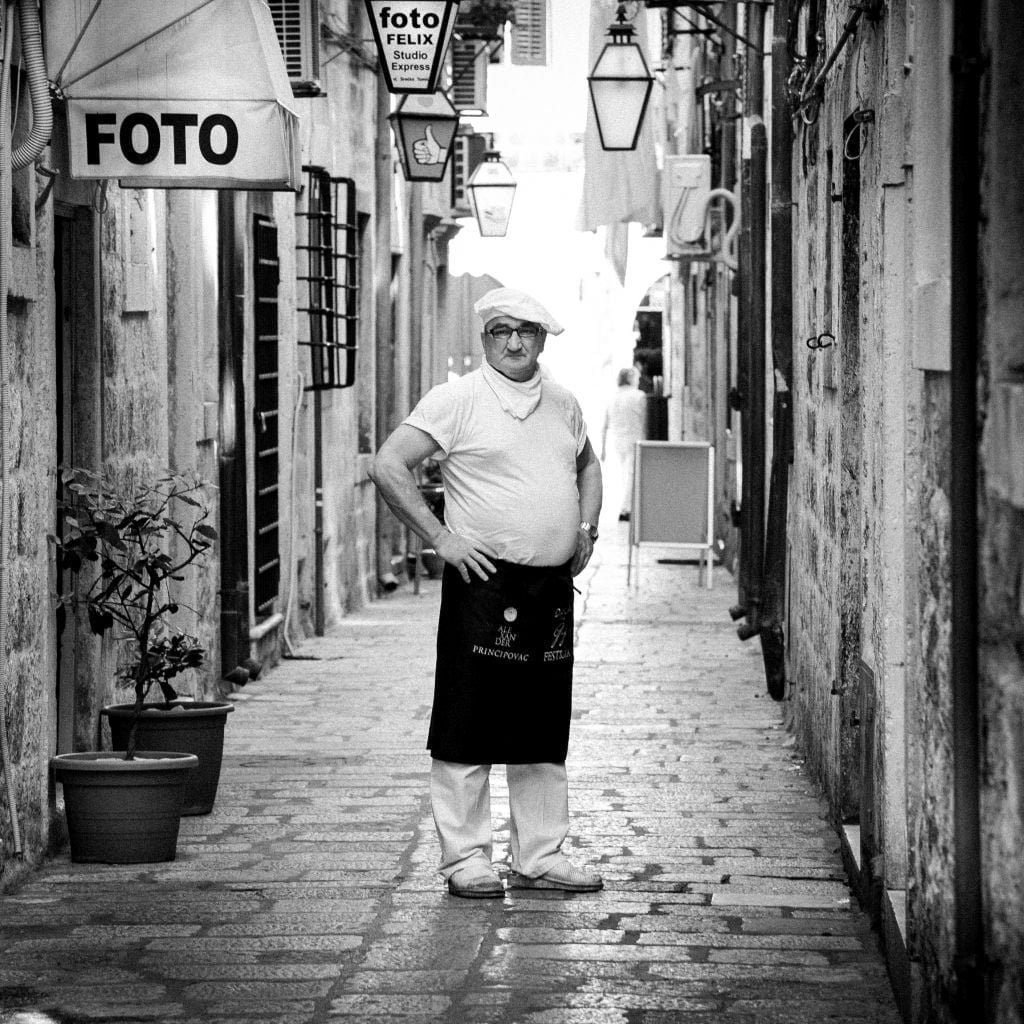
left=412, top=125, right=445, bottom=165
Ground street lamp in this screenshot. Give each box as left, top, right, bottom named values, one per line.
left=389, top=91, right=460, bottom=182
left=587, top=4, right=654, bottom=151
left=467, top=150, right=516, bottom=237
left=364, top=0, right=460, bottom=94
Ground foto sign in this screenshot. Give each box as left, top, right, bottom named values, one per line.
left=67, top=99, right=298, bottom=190
left=365, top=1, right=460, bottom=94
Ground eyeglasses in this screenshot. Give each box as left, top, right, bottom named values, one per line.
left=486, top=324, right=542, bottom=343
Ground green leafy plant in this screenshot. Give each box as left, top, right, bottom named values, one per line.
left=50, top=468, right=217, bottom=757
left=457, top=0, right=517, bottom=34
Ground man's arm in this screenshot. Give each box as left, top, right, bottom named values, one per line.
left=571, top=438, right=603, bottom=576
left=368, top=424, right=497, bottom=582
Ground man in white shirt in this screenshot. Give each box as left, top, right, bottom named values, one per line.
left=601, top=366, right=647, bottom=521
left=369, top=287, right=604, bottom=898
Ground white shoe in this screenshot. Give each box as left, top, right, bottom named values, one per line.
left=508, top=860, right=603, bottom=892
left=447, top=865, right=505, bottom=899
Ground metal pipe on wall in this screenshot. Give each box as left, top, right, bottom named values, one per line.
left=736, top=3, right=767, bottom=642
left=409, top=187, right=424, bottom=413
left=313, top=386, right=325, bottom=635
left=950, top=0, right=985, bottom=1014
left=217, top=193, right=251, bottom=684
left=761, top=0, right=794, bottom=700
left=373, top=71, right=396, bottom=587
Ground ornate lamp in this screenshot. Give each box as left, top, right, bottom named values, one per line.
left=389, top=91, right=460, bottom=182
left=587, top=4, right=654, bottom=151
left=365, top=0, right=461, bottom=94
left=466, top=150, right=516, bottom=237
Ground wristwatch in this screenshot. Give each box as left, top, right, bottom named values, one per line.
left=579, top=521, right=599, bottom=543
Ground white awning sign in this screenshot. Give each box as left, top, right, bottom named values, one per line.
left=49, top=0, right=301, bottom=191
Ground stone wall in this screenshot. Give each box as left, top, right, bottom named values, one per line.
left=786, top=2, right=1024, bottom=1020
left=1, top=1, right=390, bottom=879
left=0, top=181, right=59, bottom=875
left=977, top=3, right=1024, bottom=1018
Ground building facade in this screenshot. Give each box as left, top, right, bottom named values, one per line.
left=651, top=1, right=1022, bottom=1020
left=0, top=0, right=480, bottom=885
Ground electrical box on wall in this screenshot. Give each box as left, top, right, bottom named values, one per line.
left=663, top=154, right=711, bottom=257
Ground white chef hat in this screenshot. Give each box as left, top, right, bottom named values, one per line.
left=473, top=287, right=564, bottom=336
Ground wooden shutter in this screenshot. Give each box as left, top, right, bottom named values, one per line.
left=252, top=215, right=282, bottom=620
left=267, top=0, right=323, bottom=96
left=511, top=0, right=549, bottom=66
left=451, top=38, right=488, bottom=115
left=451, top=131, right=492, bottom=215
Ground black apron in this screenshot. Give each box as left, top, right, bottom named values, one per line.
left=427, top=559, right=575, bottom=764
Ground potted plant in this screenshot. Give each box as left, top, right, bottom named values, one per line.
left=49, top=467, right=228, bottom=862
left=455, top=0, right=517, bottom=39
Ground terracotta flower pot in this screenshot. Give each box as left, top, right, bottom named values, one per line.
left=102, top=701, right=234, bottom=815
left=52, top=751, right=198, bottom=863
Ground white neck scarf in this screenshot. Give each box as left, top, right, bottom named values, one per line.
left=480, top=359, right=544, bottom=420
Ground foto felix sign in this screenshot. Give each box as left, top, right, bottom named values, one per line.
left=365, top=1, right=460, bottom=94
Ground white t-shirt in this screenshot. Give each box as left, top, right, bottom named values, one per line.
left=405, top=365, right=589, bottom=566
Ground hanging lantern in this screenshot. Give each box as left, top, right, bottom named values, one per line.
left=365, top=0, right=461, bottom=94
left=587, top=4, right=654, bottom=151
left=467, top=150, right=516, bottom=237
left=389, top=92, right=460, bottom=182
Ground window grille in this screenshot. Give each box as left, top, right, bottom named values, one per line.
left=296, top=166, right=359, bottom=391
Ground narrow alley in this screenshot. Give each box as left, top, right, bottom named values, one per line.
left=1, top=527, right=901, bottom=1024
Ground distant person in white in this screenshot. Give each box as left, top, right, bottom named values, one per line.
left=601, top=366, right=647, bottom=521
left=369, top=287, right=604, bottom=899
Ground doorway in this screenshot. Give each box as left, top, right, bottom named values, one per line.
left=53, top=205, right=98, bottom=752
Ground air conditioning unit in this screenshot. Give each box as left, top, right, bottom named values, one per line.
left=663, top=155, right=712, bottom=257
left=267, top=0, right=323, bottom=97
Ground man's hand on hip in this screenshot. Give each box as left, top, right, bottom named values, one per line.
left=570, top=533, right=594, bottom=577
left=435, top=531, right=498, bottom=583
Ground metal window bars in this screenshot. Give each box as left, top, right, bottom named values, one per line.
left=296, top=166, right=359, bottom=390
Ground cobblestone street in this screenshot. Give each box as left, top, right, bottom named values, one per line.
left=1, top=527, right=902, bottom=1024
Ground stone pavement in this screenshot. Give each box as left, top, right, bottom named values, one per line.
left=0, top=526, right=903, bottom=1024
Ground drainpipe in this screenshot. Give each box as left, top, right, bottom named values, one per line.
left=760, top=0, right=794, bottom=700
left=217, top=194, right=251, bottom=686
left=312, top=386, right=324, bottom=635
left=373, top=72, right=396, bottom=588
left=950, top=0, right=984, bottom=1015
left=737, top=4, right=767, bottom=642
left=409, top=185, right=423, bottom=411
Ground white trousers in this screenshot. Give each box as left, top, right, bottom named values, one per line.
left=430, top=759, right=569, bottom=879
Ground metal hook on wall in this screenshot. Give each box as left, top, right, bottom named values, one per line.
left=844, top=108, right=875, bottom=160
left=699, top=187, right=740, bottom=271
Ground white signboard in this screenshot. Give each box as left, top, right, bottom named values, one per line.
left=49, top=0, right=300, bottom=192
left=366, top=1, right=460, bottom=93
left=663, top=154, right=712, bottom=253
left=68, top=100, right=298, bottom=190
